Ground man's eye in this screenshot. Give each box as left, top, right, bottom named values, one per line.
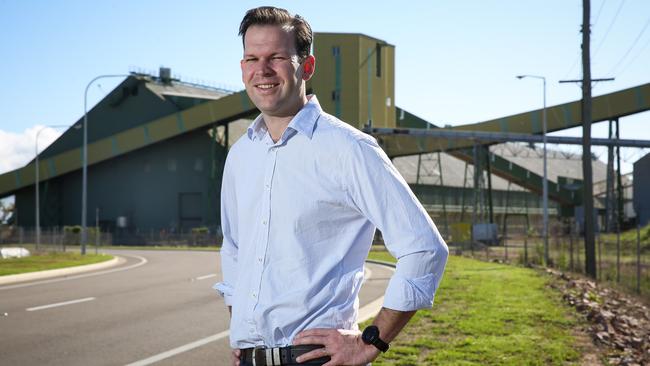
left=244, top=58, right=257, bottom=63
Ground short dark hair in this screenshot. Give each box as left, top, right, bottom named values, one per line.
left=239, top=6, right=313, bottom=61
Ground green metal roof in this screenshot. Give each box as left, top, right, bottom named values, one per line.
left=0, top=88, right=256, bottom=198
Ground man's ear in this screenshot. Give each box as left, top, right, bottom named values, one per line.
left=302, top=55, right=316, bottom=81
left=240, top=59, right=246, bottom=83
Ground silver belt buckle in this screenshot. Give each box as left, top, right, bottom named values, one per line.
left=252, top=345, right=264, bottom=366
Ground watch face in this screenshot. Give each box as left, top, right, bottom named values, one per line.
left=362, top=325, right=379, bottom=344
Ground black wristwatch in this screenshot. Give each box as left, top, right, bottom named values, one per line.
left=361, top=325, right=389, bottom=352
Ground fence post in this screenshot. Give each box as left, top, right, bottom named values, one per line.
left=569, top=222, right=574, bottom=271
left=554, top=225, right=560, bottom=269
left=597, top=233, right=602, bottom=281
left=576, top=228, right=581, bottom=273
left=504, top=228, right=507, bottom=262
left=637, top=223, right=641, bottom=294
left=616, top=226, right=621, bottom=283
left=523, top=235, right=527, bottom=265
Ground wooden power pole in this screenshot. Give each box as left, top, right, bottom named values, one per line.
left=582, top=0, right=597, bottom=279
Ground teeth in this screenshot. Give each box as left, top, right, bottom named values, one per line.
left=257, top=84, right=276, bottom=89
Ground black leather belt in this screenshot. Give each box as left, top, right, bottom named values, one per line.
left=240, top=345, right=330, bottom=366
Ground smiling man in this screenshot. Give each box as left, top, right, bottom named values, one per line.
left=214, top=6, right=448, bottom=366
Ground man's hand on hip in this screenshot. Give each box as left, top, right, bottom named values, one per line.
left=293, top=328, right=380, bottom=366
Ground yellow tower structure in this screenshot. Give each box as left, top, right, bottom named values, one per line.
left=309, top=32, right=396, bottom=129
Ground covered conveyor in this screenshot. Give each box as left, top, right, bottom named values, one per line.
left=377, top=83, right=650, bottom=205
left=382, top=82, right=650, bottom=158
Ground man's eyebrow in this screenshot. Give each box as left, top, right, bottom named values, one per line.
left=243, top=52, right=289, bottom=59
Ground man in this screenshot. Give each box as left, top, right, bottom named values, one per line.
left=214, top=6, right=448, bottom=366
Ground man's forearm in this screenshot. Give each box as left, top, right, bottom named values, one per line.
left=370, top=307, right=416, bottom=343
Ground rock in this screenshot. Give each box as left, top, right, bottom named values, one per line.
left=546, top=269, right=650, bottom=365
left=595, top=331, right=610, bottom=342
left=0, top=247, right=30, bottom=259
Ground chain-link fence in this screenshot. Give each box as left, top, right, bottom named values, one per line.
left=450, top=221, right=650, bottom=301
left=0, top=226, right=223, bottom=252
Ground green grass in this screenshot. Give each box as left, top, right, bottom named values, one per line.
left=365, top=252, right=583, bottom=365
left=600, top=223, right=650, bottom=251
left=0, top=252, right=113, bottom=276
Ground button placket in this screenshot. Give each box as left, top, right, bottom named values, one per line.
left=251, top=142, right=279, bottom=312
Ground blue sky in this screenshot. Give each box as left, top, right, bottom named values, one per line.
left=1, top=0, right=649, bottom=174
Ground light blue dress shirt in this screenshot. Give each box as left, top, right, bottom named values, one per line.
left=214, top=95, right=448, bottom=349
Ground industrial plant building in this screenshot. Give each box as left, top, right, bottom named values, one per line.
left=0, top=32, right=648, bottom=244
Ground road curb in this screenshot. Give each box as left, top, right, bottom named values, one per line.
left=0, top=255, right=122, bottom=285
left=357, top=259, right=396, bottom=323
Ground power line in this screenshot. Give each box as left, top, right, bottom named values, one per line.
left=618, top=36, right=650, bottom=76
left=593, top=0, right=626, bottom=57
left=561, top=52, right=582, bottom=80
left=593, top=0, right=608, bottom=26
left=608, top=16, right=650, bottom=75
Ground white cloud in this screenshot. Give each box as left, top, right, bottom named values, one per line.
left=0, top=126, right=64, bottom=175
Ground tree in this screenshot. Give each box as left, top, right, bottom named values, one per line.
left=0, top=200, right=15, bottom=225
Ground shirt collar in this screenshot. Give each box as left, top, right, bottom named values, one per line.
left=247, top=95, right=322, bottom=141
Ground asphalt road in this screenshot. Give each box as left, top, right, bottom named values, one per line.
left=0, top=249, right=393, bottom=366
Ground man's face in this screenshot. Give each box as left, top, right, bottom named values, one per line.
left=241, top=25, right=314, bottom=118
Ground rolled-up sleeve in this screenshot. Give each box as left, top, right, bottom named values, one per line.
left=344, top=135, right=449, bottom=311
left=213, top=154, right=239, bottom=306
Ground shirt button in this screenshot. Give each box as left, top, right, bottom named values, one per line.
left=258, top=257, right=263, bottom=263
left=262, top=220, right=267, bottom=225
left=252, top=293, right=257, bottom=299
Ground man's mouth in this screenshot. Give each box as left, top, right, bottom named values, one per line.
left=255, top=83, right=279, bottom=90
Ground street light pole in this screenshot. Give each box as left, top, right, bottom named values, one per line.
left=517, top=74, right=549, bottom=266
left=35, top=125, right=70, bottom=251
left=81, top=74, right=129, bottom=254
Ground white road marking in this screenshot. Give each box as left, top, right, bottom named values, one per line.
left=26, top=297, right=96, bottom=312
left=123, top=262, right=395, bottom=366
left=0, top=254, right=148, bottom=291
left=124, top=330, right=230, bottom=366
left=194, top=273, right=217, bottom=281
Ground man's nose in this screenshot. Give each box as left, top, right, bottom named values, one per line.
left=254, top=60, right=274, bottom=76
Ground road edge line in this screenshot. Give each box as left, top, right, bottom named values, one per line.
left=0, top=256, right=121, bottom=285
left=123, top=260, right=395, bottom=366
